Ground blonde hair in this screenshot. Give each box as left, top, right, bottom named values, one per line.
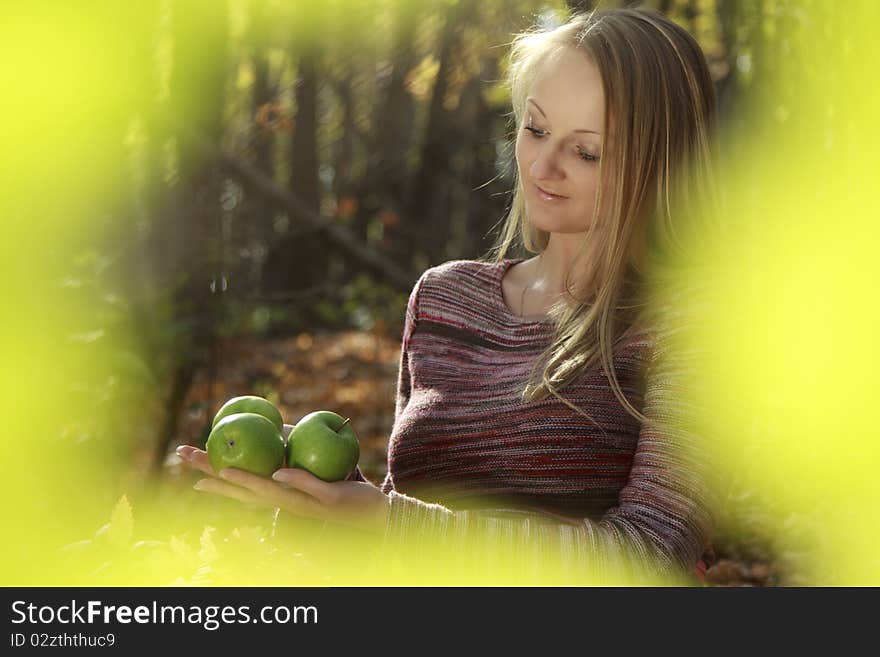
left=483, top=6, right=720, bottom=426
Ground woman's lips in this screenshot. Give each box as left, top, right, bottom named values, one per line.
left=534, top=184, right=568, bottom=201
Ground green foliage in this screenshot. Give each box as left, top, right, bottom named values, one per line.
left=10, top=0, right=827, bottom=586
left=202, top=274, right=410, bottom=339
left=107, top=494, right=134, bottom=550
left=340, top=274, right=409, bottom=331
left=57, top=248, right=163, bottom=465
left=54, top=484, right=360, bottom=586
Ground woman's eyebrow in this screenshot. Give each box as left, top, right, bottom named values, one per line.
left=527, top=97, right=601, bottom=135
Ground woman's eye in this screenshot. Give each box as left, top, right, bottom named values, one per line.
left=523, top=125, right=599, bottom=162
left=577, top=148, right=599, bottom=163
left=524, top=124, right=599, bottom=163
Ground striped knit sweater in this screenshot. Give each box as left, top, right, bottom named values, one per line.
left=359, top=258, right=716, bottom=585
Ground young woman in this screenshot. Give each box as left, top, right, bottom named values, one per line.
left=178, top=7, right=720, bottom=586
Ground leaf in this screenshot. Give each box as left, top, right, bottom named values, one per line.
left=166, top=535, right=200, bottom=580
left=107, top=494, right=133, bottom=550
left=67, top=329, right=106, bottom=344
left=169, top=535, right=195, bottom=565
left=198, top=526, right=219, bottom=563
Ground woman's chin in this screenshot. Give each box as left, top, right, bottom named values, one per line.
left=525, top=212, right=588, bottom=235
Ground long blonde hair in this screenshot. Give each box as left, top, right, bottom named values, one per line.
left=484, top=6, right=720, bottom=425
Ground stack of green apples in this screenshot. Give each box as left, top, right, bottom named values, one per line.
left=205, top=395, right=360, bottom=482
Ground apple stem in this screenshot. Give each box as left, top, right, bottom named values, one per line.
left=337, top=417, right=352, bottom=432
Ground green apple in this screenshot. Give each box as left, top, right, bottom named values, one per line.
left=206, top=412, right=285, bottom=477
left=212, top=395, right=284, bottom=433
left=287, top=411, right=360, bottom=482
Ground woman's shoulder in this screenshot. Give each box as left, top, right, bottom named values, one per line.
left=418, top=258, right=501, bottom=286
left=413, top=258, right=502, bottom=301
left=408, top=259, right=506, bottom=325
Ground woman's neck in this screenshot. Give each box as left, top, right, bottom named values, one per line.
left=526, top=234, right=603, bottom=301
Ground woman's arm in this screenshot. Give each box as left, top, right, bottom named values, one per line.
left=377, top=329, right=717, bottom=586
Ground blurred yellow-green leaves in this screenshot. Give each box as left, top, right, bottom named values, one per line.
left=1, top=0, right=878, bottom=585
left=677, top=1, right=880, bottom=584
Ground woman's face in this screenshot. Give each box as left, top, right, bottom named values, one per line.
left=515, top=47, right=607, bottom=235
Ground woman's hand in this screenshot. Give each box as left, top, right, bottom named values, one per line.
left=175, top=445, right=389, bottom=535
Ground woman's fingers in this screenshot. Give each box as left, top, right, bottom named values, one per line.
left=179, top=445, right=330, bottom=523
left=218, top=468, right=285, bottom=499
left=193, top=478, right=265, bottom=506
left=217, top=468, right=326, bottom=521
left=271, top=468, right=340, bottom=505
left=176, top=446, right=216, bottom=477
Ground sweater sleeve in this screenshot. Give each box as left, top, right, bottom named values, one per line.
left=376, top=321, right=718, bottom=585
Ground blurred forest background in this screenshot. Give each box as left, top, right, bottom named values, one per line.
left=4, top=0, right=848, bottom=586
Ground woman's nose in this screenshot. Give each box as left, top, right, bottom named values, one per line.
left=530, top=144, right=564, bottom=181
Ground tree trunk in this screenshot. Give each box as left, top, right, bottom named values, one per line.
left=261, top=49, right=329, bottom=297
left=349, top=0, right=422, bottom=272
left=460, top=57, right=509, bottom=259
left=405, top=0, right=474, bottom=265
left=247, top=0, right=283, bottom=300
left=333, top=69, right=356, bottom=202
left=250, top=0, right=275, bottom=178
left=150, top=0, right=229, bottom=474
